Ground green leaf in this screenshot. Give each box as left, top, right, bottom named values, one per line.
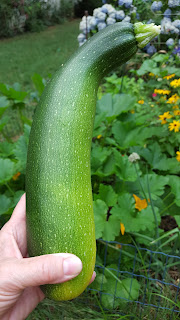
left=97, top=184, right=118, bottom=207
left=0, top=83, right=27, bottom=101
left=0, top=141, right=14, bottom=158
left=101, top=276, right=140, bottom=309
left=137, top=59, right=157, bottom=76
left=93, top=199, right=108, bottom=239
left=31, top=73, right=45, bottom=96
left=113, top=94, right=136, bottom=114
left=0, top=194, right=12, bottom=215
left=0, top=158, right=16, bottom=184
left=139, top=174, right=169, bottom=200
left=114, top=150, right=138, bottom=182
left=112, top=121, right=152, bottom=149
left=174, top=216, right=180, bottom=228
left=0, top=96, right=10, bottom=117
left=112, top=193, right=161, bottom=233
left=13, top=124, right=31, bottom=172
left=91, top=143, right=111, bottom=174
left=96, top=93, right=136, bottom=121
left=103, top=215, right=121, bottom=241
left=0, top=115, right=10, bottom=131
left=89, top=272, right=107, bottom=293
left=168, top=176, right=180, bottom=207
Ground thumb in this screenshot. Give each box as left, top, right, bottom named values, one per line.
left=4, top=253, right=82, bottom=290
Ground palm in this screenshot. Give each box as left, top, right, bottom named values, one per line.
left=0, top=194, right=44, bottom=320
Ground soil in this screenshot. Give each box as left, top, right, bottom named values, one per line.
left=160, top=215, right=178, bottom=232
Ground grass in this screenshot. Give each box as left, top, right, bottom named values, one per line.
left=0, top=19, right=80, bottom=90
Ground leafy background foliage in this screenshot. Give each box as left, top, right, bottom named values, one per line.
left=0, top=35, right=180, bottom=315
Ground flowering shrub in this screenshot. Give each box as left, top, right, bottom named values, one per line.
left=77, top=0, right=180, bottom=53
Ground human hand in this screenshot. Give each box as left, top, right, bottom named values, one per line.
left=0, top=194, right=96, bottom=320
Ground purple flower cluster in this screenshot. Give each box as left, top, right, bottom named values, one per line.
left=77, top=0, right=180, bottom=51
left=151, top=1, right=162, bottom=12
left=77, top=3, right=134, bottom=46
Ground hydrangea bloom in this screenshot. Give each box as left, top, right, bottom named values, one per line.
left=116, top=10, right=125, bottom=20
left=118, top=0, right=125, bottom=5
left=151, top=1, right=163, bottom=12
left=124, top=0, right=133, bottom=8
left=77, top=33, right=86, bottom=43
left=89, top=17, right=98, bottom=29
left=79, top=20, right=90, bottom=34
left=147, top=44, right=157, bottom=55
left=101, top=4, right=115, bottom=14
left=123, top=16, right=131, bottom=22
left=109, top=11, right=116, bottom=19
left=107, top=17, right=116, bottom=25
left=97, top=22, right=107, bottom=31
left=93, top=8, right=102, bottom=18
left=166, top=38, right=175, bottom=47
left=96, top=11, right=106, bottom=21
left=164, top=8, right=171, bottom=18
left=172, top=20, right=180, bottom=30
left=168, top=0, right=180, bottom=7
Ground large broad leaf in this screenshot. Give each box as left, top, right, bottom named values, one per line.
left=168, top=176, right=180, bottom=207
left=138, top=174, right=169, bottom=200
left=0, top=96, right=10, bottom=117
left=91, top=143, right=112, bottom=174
left=13, top=124, right=31, bottom=172
left=0, top=83, right=27, bottom=101
left=31, top=73, right=45, bottom=96
left=0, top=158, right=16, bottom=184
left=112, top=193, right=161, bottom=233
left=101, top=275, right=140, bottom=309
left=93, top=112, right=107, bottom=137
left=103, top=214, right=121, bottom=241
left=0, top=141, right=14, bottom=158
left=114, top=150, right=139, bottom=182
left=0, top=194, right=12, bottom=215
left=96, top=184, right=118, bottom=207
left=96, top=93, right=136, bottom=121
left=93, top=199, right=108, bottom=239
left=137, top=59, right=157, bottom=76
left=112, top=121, right=153, bottom=149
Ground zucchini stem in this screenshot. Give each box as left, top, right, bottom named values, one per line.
left=134, top=22, right=161, bottom=49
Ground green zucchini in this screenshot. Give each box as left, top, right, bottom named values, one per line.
left=26, top=22, right=160, bottom=301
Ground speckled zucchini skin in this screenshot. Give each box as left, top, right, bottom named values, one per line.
left=26, top=22, right=138, bottom=301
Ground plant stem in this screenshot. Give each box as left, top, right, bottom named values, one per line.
left=159, top=201, right=175, bottom=215
left=5, top=182, right=15, bottom=196
left=133, top=162, right=148, bottom=201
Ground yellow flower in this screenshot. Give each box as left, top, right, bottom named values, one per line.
left=176, top=151, right=180, bottom=162
left=170, top=79, right=180, bottom=88
left=120, top=223, right=125, bottom=236
left=97, top=134, right=102, bottom=139
left=174, top=110, right=180, bottom=116
left=163, top=74, right=175, bottom=80
left=158, top=111, right=172, bottom=124
left=173, top=105, right=179, bottom=110
left=131, top=110, right=135, bottom=114
left=154, top=89, right=171, bottom=95
left=169, top=120, right=180, bottom=132
left=138, top=100, right=144, bottom=104
left=167, top=94, right=180, bottom=104
left=149, top=72, right=155, bottom=77
left=133, top=194, right=148, bottom=211
left=12, top=172, right=21, bottom=181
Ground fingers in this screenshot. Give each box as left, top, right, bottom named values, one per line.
left=2, top=254, right=82, bottom=291
left=89, top=271, right=96, bottom=285
left=10, top=193, right=26, bottom=224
